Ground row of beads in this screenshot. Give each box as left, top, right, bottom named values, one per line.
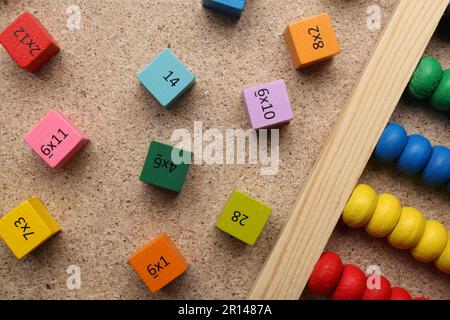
left=408, top=56, right=450, bottom=111
left=307, top=251, right=429, bottom=300
left=342, top=184, right=450, bottom=274
left=374, top=123, right=450, bottom=191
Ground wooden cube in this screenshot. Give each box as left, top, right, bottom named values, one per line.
left=243, top=79, right=294, bottom=129
left=24, top=110, right=89, bottom=169
left=0, top=12, right=60, bottom=73
left=137, top=48, right=195, bottom=108
left=128, top=233, right=188, bottom=293
left=202, top=0, right=247, bottom=18
left=0, top=198, right=60, bottom=259
left=284, top=13, right=340, bottom=70
left=140, top=141, right=191, bottom=192
left=216, top=190, right=272, bottom=245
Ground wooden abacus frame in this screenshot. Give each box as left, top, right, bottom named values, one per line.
left=248, top=0, right=450, bottom=300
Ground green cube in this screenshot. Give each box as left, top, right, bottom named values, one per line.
left=216, top=190, right=272, bottom=245
left=140, top=141, right=191, bottom=192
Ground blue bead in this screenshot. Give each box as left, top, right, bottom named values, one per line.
left=448, top=181, right=450, bottom=192
left=397, top=134, right=433, bottom=176
left=202, top=0, right=247, bottom=17
left=421, top=146, right=450, bottom=187
left=374, top=123, right=408, bottom=164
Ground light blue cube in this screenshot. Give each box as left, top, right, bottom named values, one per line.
left=202, top=0, right=247, bottom=18
left=137, top=48, right=195, bottom=108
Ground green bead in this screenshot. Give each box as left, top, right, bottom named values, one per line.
left=431, top=69, right=450, bottom=111
left=408, top=56, right=443, bottom=99
left=140, top=141, right=191, bottom=192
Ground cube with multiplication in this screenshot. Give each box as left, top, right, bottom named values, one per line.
left=0, top=12, right=60, bottom=72
left=243, top=79, right=294, bottom=129
left=128, top=233, right=188, bottom=293
left=284, top=13, right=340, bottom=70
left=24, top=110, right=89, bottom=168
left=0, top=197, right=61, bottom=259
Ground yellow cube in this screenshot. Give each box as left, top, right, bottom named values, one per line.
left=0, top=198, right=60, bottom=259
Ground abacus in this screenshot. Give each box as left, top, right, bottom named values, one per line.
left=307, top=251, right=430, bottom=300
left=249, top=0, right=449, bottom=299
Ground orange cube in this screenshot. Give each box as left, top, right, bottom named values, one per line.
left=284, top=13, right=340, bottom=70
left=128, top=233, right=188, bottom=293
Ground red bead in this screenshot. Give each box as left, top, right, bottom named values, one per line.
left=331, top=264, right=366, bottom=300
left=307, top=251, right=343, bottom=296
left=414, top=297, right=430, bottom=300
left=362, top=275, right=392, bottom=300
left=390, top=287, right=412, bottom=300
left=0, top=12, right=60, bottom=72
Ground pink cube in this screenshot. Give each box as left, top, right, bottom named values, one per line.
left=24, top=110, right=88, bottom=168
left=243, top=79, right=294, bottom=129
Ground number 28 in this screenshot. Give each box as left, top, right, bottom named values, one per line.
left=231, top=211, right=248, bottom=226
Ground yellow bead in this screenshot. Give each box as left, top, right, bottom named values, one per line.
left=387, top=207, right=426, bottom=249
left=365, top=193, right=401, bottom=238
left=411, top=220, right=448, bottom=263
left=434, top=232, right=450, bottom=274
left=342, top=184, right=378, bottom=228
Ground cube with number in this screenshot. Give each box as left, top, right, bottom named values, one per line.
left=202, top=0, right=247, bottom=18
left=0, top=12, right=60, bottom=73
left=0, top=198, right=61, bottom=259
left=140, top=141, right=191, bottom=192
left=137, top=48, right=195, bottom=108
left=24, top=110, right=89, bottom=168
left=128, top=233, right=189, bottom=293
left=216, top=190, right=272, bottom=245
left=243, top=79, right=294, bottom=129
left=284, top=13, right=340, bottom=70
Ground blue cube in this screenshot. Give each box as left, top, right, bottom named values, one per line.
left=202, top=0, right=247, bottom=18
left=137, top=48, right=195, bottom=108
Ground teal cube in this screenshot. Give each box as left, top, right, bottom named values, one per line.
left=137, top=48, right=195, bottom=108
left=140, top=141, right=191, bottom=192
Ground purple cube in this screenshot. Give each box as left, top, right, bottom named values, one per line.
left=243, top=80, right=294, bottom=129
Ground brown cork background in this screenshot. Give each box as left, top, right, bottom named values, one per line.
left=0, top=0, right=449, bottom=300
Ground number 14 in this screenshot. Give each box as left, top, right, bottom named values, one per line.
left=163, top=71, right=180, bottom=87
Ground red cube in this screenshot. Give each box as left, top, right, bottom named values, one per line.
left=0, top=12, right=60, bottom=72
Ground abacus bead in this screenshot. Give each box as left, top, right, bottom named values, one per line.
left=397, top=134, right=432, bottom=176
left=408, top=56, right=443, bottom=99
left=390, top=287, right=412, bottom=300
left=430, top=69, right=450, bottom=111
left=410, top=220, right=448, bottom=262
left=374, top=123, right=408, bottom=164
left=365, top=193, right=402, bottom=238
left=434, top=232, right=450, bottom=274
left=421, top=146, right=450, bottom=187
left=387, top=207, right=426, bottom=250
left=342, top=184, right=378, bottom=228
left=307, top=251, right=343, bottom=296
left=362, top=275, right=391, bottom=300
left=331, top=264, right=366, bottom=300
